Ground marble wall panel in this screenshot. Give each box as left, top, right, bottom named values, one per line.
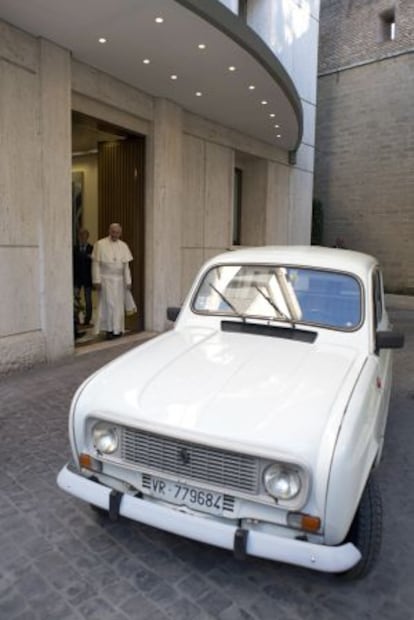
left=181, top=248, right=204, bottom=302
left=0, top=247, right=41, bottom=336
left=265, top=161, right=290, bottom=244
left=182, top=135, right=205, bottom=248
left=0, top=20, right=38, bottom=71
left=295, top=142, right=315, bottom=173
left=151, top=99, right=183, bottom=330
left=204, top=143, right=233, bottom=249
left=39, top=40, right=73, bottom=360
left=203, top=247, right=229, bottom=263
left=0, top=332, right=46, bottom=374
left=301, top=100, right=316, bottom=147
left=72, top=60, right=154, bottom=122
left=239, top=157, right=268, bottom=246
left=183, top=111, right=287, bottom=165
left=0, top=60, right=41, bottom=246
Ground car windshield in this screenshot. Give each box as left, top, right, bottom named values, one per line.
left=192, top=264, right=362, bottom=330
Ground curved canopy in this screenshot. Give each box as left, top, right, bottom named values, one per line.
left=0, top=0, right=302, bottom=150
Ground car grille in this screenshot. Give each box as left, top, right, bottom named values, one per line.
left=121, top=427, right=260, bottom=494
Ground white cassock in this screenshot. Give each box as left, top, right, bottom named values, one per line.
left=92, top=237, right=133, bottom=335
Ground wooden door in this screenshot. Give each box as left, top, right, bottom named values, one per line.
left=98, top=137, right=145, bottom=331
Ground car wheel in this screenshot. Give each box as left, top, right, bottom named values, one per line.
left=339, top=475, right=382, bottom=580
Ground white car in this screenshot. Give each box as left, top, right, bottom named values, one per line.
left=58, top=246, right=404, bottom=578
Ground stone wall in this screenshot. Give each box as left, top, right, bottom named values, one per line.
left=315, top=0, right=414, bottom=292
left=319, top=0, right=414, bottom=73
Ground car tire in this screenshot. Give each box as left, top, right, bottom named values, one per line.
left=339, top=475, right=382, bottom=580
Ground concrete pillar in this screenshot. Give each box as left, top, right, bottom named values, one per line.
left=151, top=99, right=183, bottom=331
left=38, top=39, right=73, bottom=360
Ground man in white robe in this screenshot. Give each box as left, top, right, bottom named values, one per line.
left=92, top=223, right=133, bottom=338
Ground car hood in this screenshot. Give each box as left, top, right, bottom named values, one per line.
left=76, top=327, right=366, bottom=468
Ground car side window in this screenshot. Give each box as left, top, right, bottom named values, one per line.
left=373, top=270, right=383, bottom=330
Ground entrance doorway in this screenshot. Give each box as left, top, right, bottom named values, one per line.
left=72, top=111, right=145, bottom=345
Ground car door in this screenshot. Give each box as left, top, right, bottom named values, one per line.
left=372, top=269, right=393, bottom=463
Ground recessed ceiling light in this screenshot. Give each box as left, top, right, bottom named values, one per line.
left=276, top=134, right=281, bottom=138
left=198, top=43, right=206, bottom=49
left=228, top=66, right=236, bottom=72
left=195, top=91, right=203, bottom=97
left=274, top=124, right=280, bottom=128
left=248, top=85, right=255, bottom=90
left=269, top=113, right=276, bottom=118
left=155, top=17, right=164, bottom=23
left=98, top=37, right=107, bottom=44
left=170, top=74, right=178, bottom=80
left=261, top=100, right=268, bottom=105
left=142, top=58, right=150, bottom=64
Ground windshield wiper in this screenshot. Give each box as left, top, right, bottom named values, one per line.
left=209, top=283, right=245, bottom=322
left=253, top=285, right=296, bottom=328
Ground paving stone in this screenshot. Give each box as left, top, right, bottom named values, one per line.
left=0, top=314, right=412, bottom=619
left=119, top=592, right=165, bottom=618
left=99, top=579, right=140, bottom=607
left=0, top=589, right=27, bottom=619
left=165, top=597, right=213, bottom=620
left=196, top=588, right=234, bottom=617
left=78, top=595, right=121, bottom=620
left=178, top=573, right=212, bottom=600
left=218, top=603, right=257, bottom=620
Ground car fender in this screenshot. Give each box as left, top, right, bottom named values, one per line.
left=324, top=356, right=381, bottom=545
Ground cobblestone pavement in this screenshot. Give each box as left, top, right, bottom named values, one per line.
left=0, top=305, right=413, bottom=620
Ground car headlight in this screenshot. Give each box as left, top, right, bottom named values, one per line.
left=263, top=463, right=301, bottom=500
left=92, top=422, right=119, bottom=454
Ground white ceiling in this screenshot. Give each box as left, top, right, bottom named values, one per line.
left=0, top=0, right=301, bottom=150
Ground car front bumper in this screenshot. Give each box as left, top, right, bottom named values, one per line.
left=57, top=464, right=361, bottom=573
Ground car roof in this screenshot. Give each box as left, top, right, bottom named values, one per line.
left=204, top=246, right=378, bottom=279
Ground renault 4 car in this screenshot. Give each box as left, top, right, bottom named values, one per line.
left=57, top=246, right=404, bottom=578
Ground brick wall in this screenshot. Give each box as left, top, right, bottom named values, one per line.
left=315, top=0, right=414, bottom=292
left=319, top=0, right=414, bottom=73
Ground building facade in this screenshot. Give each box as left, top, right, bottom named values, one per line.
left=315, top=0, right=414, bottom=292
left=0, top=0, right=320, bottom=372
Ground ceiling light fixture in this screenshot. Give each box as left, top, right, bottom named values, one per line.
left=142, top=58, right=150, bottom=64
left=261, top=100, right=268, bottom=105
left=170, top=74, right=178, bottom=80
left=195, top=91, right=203, bottom=97
left=155, top=17, right=164, bottom=23
left=248, top=85, right=255, bottom=90
left=276, top=134, right=281, bottom=138
left=269, top=113, right=276, bottom=118
left=198, top=43, right=206, bottom=49
left=274, top=124, right=280, bottom=128
left=98, top=37, right=107, bottom=44
left=228, top=66, right=236, bottom=72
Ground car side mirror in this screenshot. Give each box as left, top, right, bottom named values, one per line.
left=376, top=330, right=404, bottom=352
left=166, top=306, right=181, bottom=322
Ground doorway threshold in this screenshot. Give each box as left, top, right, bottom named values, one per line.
left=75, top=331, right=157, bottom=356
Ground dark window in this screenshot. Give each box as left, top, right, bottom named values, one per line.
left=373, top=270, right=383, bottom=329
left=239, top=0, right=248, bottom=21
left=233, top=168, right=243, bottom=245
left=380, top=8, right=396, bottom=41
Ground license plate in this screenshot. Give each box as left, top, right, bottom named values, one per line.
left=145, top=475, right=224, bottom=516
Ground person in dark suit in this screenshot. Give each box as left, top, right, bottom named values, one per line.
left=73, top=229, right=93, bottom=327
